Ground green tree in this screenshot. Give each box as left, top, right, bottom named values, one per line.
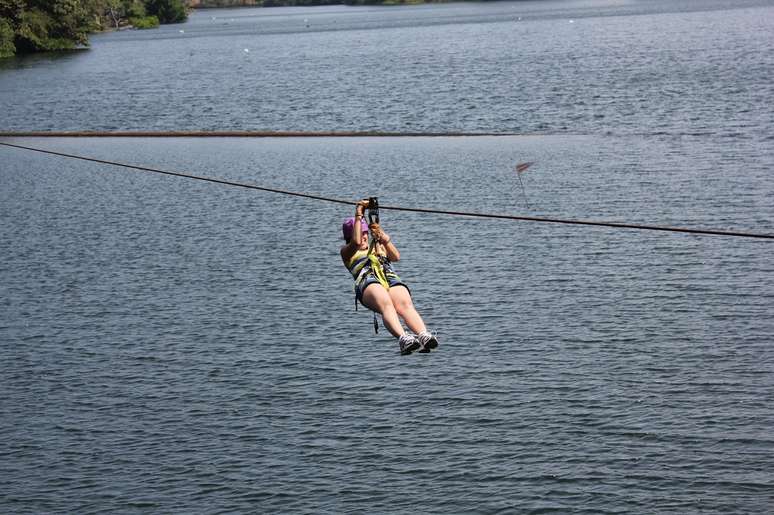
left=104, top=0, right=123, bottom=28
left=0, top=0, right=25, bottom=21
left=125, top=0, right=159, bottom=29
left=0, top=17, right=15, bottom=57
left=145, top=0, right=186, bottom=24
left=2, top=0, right=94, bottom=53
left=0, top=0, right=179, bottom=57
left=125, top=0, right=147, bottom=18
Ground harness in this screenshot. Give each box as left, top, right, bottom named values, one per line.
left=355, top=197, right=387, bottom=333
left=366, top=197, right=391, bottom=292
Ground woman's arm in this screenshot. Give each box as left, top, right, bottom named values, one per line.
left=351, top=200, right=369, bottom=247
left=370, top=223, right=400, bottom=262
left=340, top=201, right=369, bottom=263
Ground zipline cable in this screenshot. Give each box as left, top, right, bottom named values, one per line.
left=1, top=141, right=772, bottom=241
left=0, top=141, right=353, bottom=206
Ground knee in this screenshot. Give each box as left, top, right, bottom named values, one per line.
left=376, top=298, right=396, bottom=313
left=363, top=286, right=395, bottom=313
left=393, top=298, right=415, bottom=316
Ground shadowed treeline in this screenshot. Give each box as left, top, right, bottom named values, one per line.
left=0, top=0, right=187, bottom=58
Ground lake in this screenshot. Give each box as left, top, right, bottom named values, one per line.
left=1, top=1, right=774, bottom=513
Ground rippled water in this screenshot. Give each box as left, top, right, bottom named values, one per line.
left=2, top=1, right=774, bottom=513
left=1, top=0, right=773, bottom=137
left=2, top=134, right=773, bottom=512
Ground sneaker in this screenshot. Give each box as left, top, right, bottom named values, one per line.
left=417, top=331, right=438, bottom=352
left=398, top=333, right=420, bottom=355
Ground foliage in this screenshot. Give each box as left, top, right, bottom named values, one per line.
left=125, top=0, right=147, bottom=18
left=145, top=0, right=185, bottom=24
left=0, top=17, right=14, bottom=57
left=10, top=0, right=92, bottom=53
left=129, top=14, right=159, bottom=28
left=0, top=0, right=187, bottom=57
left=0, top=0, right=461, bottom=58
left=0, top=0, right=25, bottom=21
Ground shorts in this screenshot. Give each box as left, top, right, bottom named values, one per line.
left=355, top=269, right=411, bottom=306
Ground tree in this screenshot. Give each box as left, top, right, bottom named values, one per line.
left=0, top=0, right=187, bottom=58
left=104, top=0, right=123, bottom=28
left=0, top=0, right=24, bottom=57
left=0, top=17, right=15, bottom=58
left=0, top=0, right=24, bottom=21
left=5, top=0, right=94, bottom=53
left=145, top=0, right=186, bottom=24
left=125, top=0, right=148, bottom=19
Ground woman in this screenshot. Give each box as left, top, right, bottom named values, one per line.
left=341, top=200, right=438, bottom=355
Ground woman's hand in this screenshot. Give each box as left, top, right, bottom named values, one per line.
left=370, top=222, right=399, bottom=261
left=355, top=199, right=369, bottom=218
left=369, top=223, right=390, bottom=244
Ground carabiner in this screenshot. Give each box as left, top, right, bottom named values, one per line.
left=367, top=196, right=380, bottom=225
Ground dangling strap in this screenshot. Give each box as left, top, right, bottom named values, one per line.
left=367, top=247, right=386, bottom=335
left=365, top=196, right=389, bottom=290
left=366, top=197, right=385, bottom=334
left=354, top=281, right=378, bottom=333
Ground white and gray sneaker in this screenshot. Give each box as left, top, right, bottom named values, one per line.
left=417, top=331, right=439, bottom=352
left=398, top=333, right=420, bottom=355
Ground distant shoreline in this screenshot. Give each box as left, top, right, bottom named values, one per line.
left=187, top=0, right=453, bottom=8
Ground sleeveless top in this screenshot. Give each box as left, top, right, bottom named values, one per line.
left=345, top=247, right=393, bottom=290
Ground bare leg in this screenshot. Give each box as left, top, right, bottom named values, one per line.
left=389, top=286, right=427, bottom=335
left=361, top=284, right=405, bottom=338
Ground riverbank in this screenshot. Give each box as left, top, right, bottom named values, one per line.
left=0, top=0, right=186, bottom=58
left=187, top=0, right=447, bottom=8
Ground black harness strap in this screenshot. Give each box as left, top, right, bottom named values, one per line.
left=367, top=197, right=380, bottom=334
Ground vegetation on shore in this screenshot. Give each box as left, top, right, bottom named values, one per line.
left=0, top=0, right=187, bottom=58
left=194, top=0, right=442, bottom=6
left=0, top=0, right=462, bottom=58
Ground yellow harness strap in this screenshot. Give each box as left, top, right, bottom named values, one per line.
left=368, top=239, right=390, bottom=290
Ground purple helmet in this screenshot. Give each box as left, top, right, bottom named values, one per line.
left=342, top=217, right=368, bottom=241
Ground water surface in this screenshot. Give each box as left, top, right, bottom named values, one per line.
left=2, top=0, right=774, bottom=513
left=1, top=0, right=773, bottom=138
left=2, top=134, right=773, bottom=513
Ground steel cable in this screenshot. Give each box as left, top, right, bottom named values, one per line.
left=1, top=140, right=772, bottom=240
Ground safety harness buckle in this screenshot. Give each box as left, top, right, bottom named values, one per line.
left=367, top=196, right=379, bottom=225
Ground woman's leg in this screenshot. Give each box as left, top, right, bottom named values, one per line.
left=389, top=286, right=427, bottom=335
left=361, top=284, right=405, bottom=338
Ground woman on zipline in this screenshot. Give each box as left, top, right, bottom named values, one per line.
left=341, top=199, right=438, bottom=355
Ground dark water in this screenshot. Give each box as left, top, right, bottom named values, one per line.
left=2, top=1, right=774, bottom=513
left=1, top=0, right=773, bottom=137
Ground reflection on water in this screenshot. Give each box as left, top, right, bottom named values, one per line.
left=0, top=48, right=89, bottom=71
